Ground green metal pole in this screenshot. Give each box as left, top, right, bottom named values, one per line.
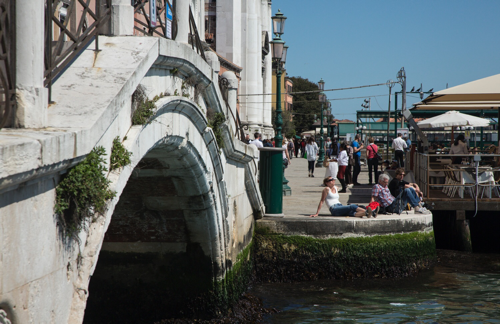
left=274, top=63, right=291, bottom=196
left=394, top=92, right=398, bottom=140
left=316, top=102, right=325, bottom=167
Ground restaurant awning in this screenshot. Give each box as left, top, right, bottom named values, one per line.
left=412, top=74, right=500, bottom=111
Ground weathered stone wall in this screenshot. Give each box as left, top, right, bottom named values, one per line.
left=0, top=36, right=263, bottom=324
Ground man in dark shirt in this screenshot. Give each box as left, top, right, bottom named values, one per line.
left=388, top=168, right=428, bottom=213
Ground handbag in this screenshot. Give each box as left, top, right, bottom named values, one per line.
left=368, top=144, right=383, bottom=161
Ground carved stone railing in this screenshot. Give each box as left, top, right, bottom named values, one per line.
left=0, top=0, right=15, bottom=128
left=44, top=0, right=112, bottom=101
left=133, top=0, right=177, bottom=39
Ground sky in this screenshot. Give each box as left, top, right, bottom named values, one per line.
left=271, top=0, right=500, bottom=121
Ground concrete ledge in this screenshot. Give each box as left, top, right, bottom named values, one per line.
left=257, top=213, right=433, bottom=238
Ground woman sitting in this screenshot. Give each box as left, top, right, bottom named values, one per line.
left=310, top=177, right=374, bottom=218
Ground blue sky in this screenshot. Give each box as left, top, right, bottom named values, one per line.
left=271, top=0, right=500, bottom=121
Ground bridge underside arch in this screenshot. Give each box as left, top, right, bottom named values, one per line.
left=83, top=98, right=236, bottom=322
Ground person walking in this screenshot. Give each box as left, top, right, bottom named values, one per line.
left=294, top=138, right=300, bottom=158
left=282, top=139, right=291, bottom=170
left=366, top=137, right=379, bottom=185
left=392, top=133, right=407, bottom=168
left=344, top=141, right=353, bottom=186
left=310, top=177, right=371, bottom=218
left=305, top=137, right=319, bottom=177
left=325, top=137, right=332, bottom=158
left=352, top=134, right=363, bottom=185
left=337, top=143, right=349, bottom=193
left=300, top=139, right=306, bottom=157
left=287, top=138, right=294, bottom=160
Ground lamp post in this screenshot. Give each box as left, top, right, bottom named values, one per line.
left=270, top=9, right=291, bottom=196
left=270, top=9, right=286, bottom=148
left=316, top=79, right=326, bottom=167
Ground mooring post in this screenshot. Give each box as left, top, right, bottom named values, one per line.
left=456, top=210, right=472, bottom=252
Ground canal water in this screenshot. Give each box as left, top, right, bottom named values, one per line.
left=250, top=250, right=500, bottom=323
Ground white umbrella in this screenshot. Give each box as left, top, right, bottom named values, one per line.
left=417, top=110, right=490, bottom=128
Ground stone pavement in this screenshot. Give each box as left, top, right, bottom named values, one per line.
left=257, top=155, right=433, bottom=238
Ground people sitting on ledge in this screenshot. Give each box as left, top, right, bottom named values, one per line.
left=370, top=173, right=428, bottom=214
left=389, top=168, right=424, bottom=199
left=310, top=177, right=378, bottom=218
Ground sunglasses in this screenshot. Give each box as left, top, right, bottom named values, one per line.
left=326, top=178, right=334, bottom=182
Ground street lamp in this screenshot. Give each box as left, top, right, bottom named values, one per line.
left=316, top=79, right=326, bottom=167
left=270, top=9, right=291, bottom=196
left=270, top=8, right=287, bottom=148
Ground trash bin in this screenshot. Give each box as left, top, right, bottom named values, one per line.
left=258, top=147, right=284, bottom=216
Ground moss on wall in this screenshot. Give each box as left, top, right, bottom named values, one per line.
left=253, top=226, right=436, bottom=283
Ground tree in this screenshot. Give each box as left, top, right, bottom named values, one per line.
left=272, top=109, right=295, bottom=140
left=289, top=77, right=322, bottom=134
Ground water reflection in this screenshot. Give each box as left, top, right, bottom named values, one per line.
left=250, top=251, right=500, bottom=323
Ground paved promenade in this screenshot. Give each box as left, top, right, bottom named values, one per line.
left=257, top=155, right=433, bottom=238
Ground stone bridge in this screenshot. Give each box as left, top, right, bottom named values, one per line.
left=0, top=36, right=264, bottom=323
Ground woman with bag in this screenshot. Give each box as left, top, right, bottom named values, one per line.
left=366, top=137, right=380, bottom=185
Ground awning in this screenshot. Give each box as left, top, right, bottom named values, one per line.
left=412, top=74, right=500, bottom=111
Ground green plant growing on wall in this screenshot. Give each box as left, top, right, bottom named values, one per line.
left=55, top=146, right=116, bottom=238
left=131, top=86, right=159, bottom=125
left=207, top=108, right=226, bottom=153
left=110, top=137, right=132, bottom=171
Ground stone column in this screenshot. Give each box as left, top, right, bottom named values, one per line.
left=15, top=0, right=47, bottom=128
left=262, top=0, right=273, bottom=138
left=110, top=0, right=134, bottom=36
left=175, top=0, right=190, bottom=43
left=240, top=0, right=262, bottom=133
left=216, top=0, right=241, bottom=65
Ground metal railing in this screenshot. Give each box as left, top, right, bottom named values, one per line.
left=188, top=6, right=206, bottom=62
left=218, top=75, right=244, bottom=141
left=0, top=0, right=15, bottom=128
left=413, top=152, right=500, bottom=200
left=44, top=0, right=111, bottom=102
left=133, top=0, right=177, bottom=39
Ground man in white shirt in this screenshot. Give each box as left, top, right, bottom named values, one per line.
left=392, top=133, right=407, bottom=168
left=250, top=133, right=263, bottom=161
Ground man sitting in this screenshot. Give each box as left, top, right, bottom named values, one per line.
left=371, top=173, right=428, bottom=214
left=389, top=168, right=423, bottom=199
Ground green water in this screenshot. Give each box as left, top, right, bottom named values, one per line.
left=250, top=251, right=500, bottom=323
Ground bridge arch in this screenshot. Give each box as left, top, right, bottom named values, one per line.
left=79, top=96, right=255, bottom=322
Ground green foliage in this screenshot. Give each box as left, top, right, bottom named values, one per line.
left=254, top=228, right=436, bottom=282
left=207, top=108, right=226, bottom=153
left=272, top=109, right=295, bottom=139
left=110, top=137, right=132, bottom=171
left=55, top=147, right=116, bottom=238
left=289, top=76, right=323, bottom=133
left=131, top=86, right=159, bottom=125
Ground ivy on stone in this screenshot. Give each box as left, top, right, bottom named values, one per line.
left=132, top=85, right=159, bottom=125
left=110, top=136, right=132, bottom=171
left=207, top=108, right=226, bottom=154
left=55, top=146, right=116, bottom=238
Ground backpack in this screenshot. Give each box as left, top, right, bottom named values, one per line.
left=331, top=143, right=338, bottom=156
left=288, top=141, right=294, bottom=149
